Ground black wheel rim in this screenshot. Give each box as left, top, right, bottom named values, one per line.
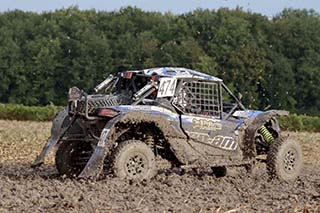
left=125, top=153, right=148, bottom=178
left=283, top=148, right=298, bottom=173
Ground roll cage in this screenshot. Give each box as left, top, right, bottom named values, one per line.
left=155, top=77, right=246, bottom=120
left=69, top=68, right=246, bottom=121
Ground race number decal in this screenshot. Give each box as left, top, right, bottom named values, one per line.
left=157, top=78, right=177, bottom=97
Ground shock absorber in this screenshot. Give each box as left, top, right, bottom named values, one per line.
left=258, top=125, right=275, bottom=144
left=146, top=134, right=154, bottom=148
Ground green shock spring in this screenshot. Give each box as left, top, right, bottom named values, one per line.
left=258, top=125, right=275, bottom=144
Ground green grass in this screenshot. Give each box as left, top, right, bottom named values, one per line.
left=278, top=114, right=320, bottom=132
left=0, top=103, right=319, bottom=132
left=0, top=103, right=63, bottom=122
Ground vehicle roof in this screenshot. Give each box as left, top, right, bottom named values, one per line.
left=127, top=67, right=222, bottom=82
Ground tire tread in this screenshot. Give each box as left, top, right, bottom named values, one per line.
left=266, top=137, right=302, bottom=181
left=111, top=140, right=156, bottom=180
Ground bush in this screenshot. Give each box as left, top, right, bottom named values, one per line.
left=0, top=103, right=319, bottom=132
left=278, top=114, right=320, bottom=132
left=0, top=103, right=63, bottom=121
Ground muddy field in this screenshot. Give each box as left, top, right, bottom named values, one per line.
left=0, top=120, right=319, bottom=212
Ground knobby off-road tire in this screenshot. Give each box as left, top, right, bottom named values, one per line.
left=112, top=140, right=156, bottom=180
left=266, top=137, right=302, bottom=182
left=55, top=141, right=93, bottom=178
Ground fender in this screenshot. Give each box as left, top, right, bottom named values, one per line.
left=239, top=110, right=289, bottom=159
left=32, top=108, right=69, bottom=167
left=78, top=114, right=124, bottom=178
left=32, top=107, right=85, bottom=168
left=244, top=110, right=288, bottom=137
left=79, top=106, right=189, bottom=179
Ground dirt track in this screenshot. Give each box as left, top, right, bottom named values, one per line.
left=0, top=120, right=319, bottom=212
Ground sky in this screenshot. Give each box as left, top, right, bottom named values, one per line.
left=0, top=0, right=319, bottom=17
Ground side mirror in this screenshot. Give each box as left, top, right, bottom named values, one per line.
left=238, top=92, right=243, bottom=100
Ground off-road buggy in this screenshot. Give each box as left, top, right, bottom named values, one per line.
left=33, top=67, right=302, bottom=182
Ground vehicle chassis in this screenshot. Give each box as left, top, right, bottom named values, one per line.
left=32, top=67, right=300, bottom=182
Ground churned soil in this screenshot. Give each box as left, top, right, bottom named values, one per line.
left=0, top=120, right=319, bottom=212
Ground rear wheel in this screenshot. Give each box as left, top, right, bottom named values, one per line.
left=267, top=137, right=302, bottom=182
left=112, top=140, right=156, bottom=180
left=55, top=140, right=93, bottom=178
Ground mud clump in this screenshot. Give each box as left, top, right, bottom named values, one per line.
left=0, top=120, right=319, bottom=212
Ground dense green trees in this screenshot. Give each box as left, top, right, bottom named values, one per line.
left=0, top=7, right=319, bottom=115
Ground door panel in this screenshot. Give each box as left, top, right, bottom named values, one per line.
left=181, top=115, right=239, bottom=155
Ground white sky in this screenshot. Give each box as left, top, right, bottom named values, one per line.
left=0, top=0, right=319, bottom=17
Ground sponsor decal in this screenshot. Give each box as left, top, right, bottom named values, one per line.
left=187, top=131, right=237, bottom=150
left=97, top=128, right=110, bottom=147
left=192, top=118, right=222, bottom=131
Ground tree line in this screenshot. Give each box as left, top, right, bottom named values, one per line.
left=0, top=7, right=319, bottom=115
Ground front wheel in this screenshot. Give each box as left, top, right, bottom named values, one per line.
left=112, top=140, right=156, bottom=180
left=55, top=140, right=93, bottom=178
left=266, top=137, right=302, bottom=182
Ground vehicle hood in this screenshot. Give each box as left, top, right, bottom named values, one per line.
left=232, top=110, right=289, bottom=119
left=232, top=110, right=263, bottom=119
